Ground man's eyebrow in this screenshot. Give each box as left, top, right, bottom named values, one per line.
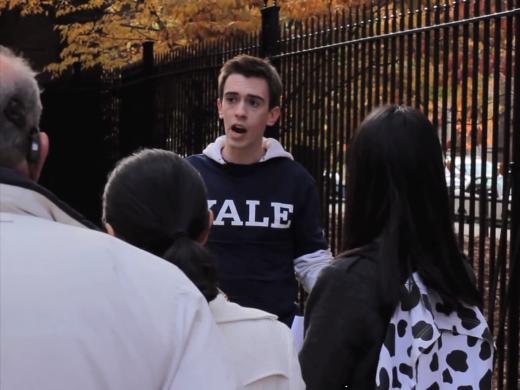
left=223, top=91, right=265, bottom=102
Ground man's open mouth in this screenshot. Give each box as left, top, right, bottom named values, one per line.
left=231, top=124, right=247, bottom=134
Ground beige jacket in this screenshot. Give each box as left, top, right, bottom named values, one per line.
left=210, top=293, right=306, bottom=390
left=0, top=172, right=240, bottom=390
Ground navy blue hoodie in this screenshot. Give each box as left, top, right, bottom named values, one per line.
left=187, top=137, right=330, bottom=322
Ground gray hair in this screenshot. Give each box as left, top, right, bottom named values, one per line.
left=0, top=46, right=42, bottom=168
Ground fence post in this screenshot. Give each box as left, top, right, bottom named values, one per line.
left=507, top=8, right=520, bottom=388
left=261, top=0, right=281, bottom=139
left=143, top=40, right=154, bottom=74
left=142, top=41, right=162, bottom=149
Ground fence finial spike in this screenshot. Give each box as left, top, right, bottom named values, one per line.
left=263, top=0, right=268, bottom=7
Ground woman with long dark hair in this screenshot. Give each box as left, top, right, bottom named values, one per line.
left=102, top=149, right=305, bottom=390
left=299, top=106, right=493, bottom=389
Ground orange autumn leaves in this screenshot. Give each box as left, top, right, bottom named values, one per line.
left=0, top=0, right=369, bottom=72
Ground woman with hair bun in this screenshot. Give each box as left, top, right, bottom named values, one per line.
left=102, top=149, right=305, bottom=390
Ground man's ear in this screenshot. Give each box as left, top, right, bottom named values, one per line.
left=267, top=106, right=280, bottom=126
left=28, top=131, right=49, bottom=182
left=197, top=210, right=214, bottom=245
left=217, top=98, right=223, bottom=119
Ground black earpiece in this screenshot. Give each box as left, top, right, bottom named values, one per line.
left=27, top=128, right=41, bottom=164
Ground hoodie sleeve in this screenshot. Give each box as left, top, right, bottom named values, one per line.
left=292, top=175, right=332, bottom=292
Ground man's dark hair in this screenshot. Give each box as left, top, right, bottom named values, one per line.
left=103, top=149, right=219, bottom=302
left=0, top=46, right=41, bottom=168
left=342, top=105, right=481, bottom=315
left=218, top=54, right=282, bottom=109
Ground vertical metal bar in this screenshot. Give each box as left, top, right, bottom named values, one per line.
left=353, top=8, right=360, bottom=130
left=293, top=27, right=300, bottom=169
left=279, top=22, right=287, bottom=147
left=374, top=1, right=382, bottom=108
left=414, top=1, right=422, bottom=109
left=389, top=2, right=397, bottom=104
left=312, top=16, right=320, bottom=179
left=450, top=1, right=461, bottom=251
left=487, top=0, right=502, bottom=335
left=422, top=0, right=431, bottom=116
left=261, top=3, right=281, bottom=60
left=319, top=13, right=329, bottom=242
left=477, top=0, right=491, bottom=296
left=431, top=0, right=441, bottom=131
left=398, top=0, right=406, bottom=104
left=496, top=5, right=515, bottom=385
left=319, top=13, right=327, bottom=195
left=324, top=13, right=340, bottom=247
left=468, top=0, right=481, bottom=268
left=346, top=10, right=353, bottom=140
left=406, top=0, right=414, bottom=105
left=297, top=20, right=306, bottom=173
left=367, top=3, right=374, bottom=112
left=457, top=0, right=470, bottom=250
left=305, top=18, right=313, bottom=173
left=441, top=1, right=450, bottom=156
left=507, top=2, right=520, bottom=385
left=339, top=8, right=348, bottom=252
left=287, top=22, right=295, bottom=151
left=262, top=4, right=280, bottom=140
left=382, top=0, right=389, bottom=104
left=360, top=4, right=367, bottom=119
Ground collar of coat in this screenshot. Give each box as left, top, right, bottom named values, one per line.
left=209, top=293, right=278, bottom=324
left=0, top=167, right=97, bottom=230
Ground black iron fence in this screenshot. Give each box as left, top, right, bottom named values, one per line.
left=41, top=0, right=519, bottom=387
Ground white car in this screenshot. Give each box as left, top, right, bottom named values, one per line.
left=445, top=157, right=508, bottom=200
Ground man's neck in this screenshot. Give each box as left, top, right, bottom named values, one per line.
left=221, top=142, right=265, bottom=165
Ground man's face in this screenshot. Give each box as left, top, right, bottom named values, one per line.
left=217, top=74, right=280, bottom=154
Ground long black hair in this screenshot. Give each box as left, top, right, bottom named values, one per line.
left=102, top=149, right=218, bottom=301
left=343, top=105, right=481, bottom=314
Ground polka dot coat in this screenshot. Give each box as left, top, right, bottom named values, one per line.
left=376, top=273, right=494, bottom=389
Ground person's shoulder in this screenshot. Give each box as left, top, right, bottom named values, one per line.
left=100, top=231, right=200, bottom=293
left=47, top=219, right=199, bottom=297
left=267, top=158, right=315, bottom=182
left=210, top=294, right=277, bottom=323
left=318, top=251, right=377, bottom=287
left=186, top=153, right=209, bottom=166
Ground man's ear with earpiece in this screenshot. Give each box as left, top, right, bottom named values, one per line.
left=27, top=131, right=49, bottom=182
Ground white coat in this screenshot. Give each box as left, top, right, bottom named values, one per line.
left=0, top=171, right=240, bottom=390
left=209, top=293, right=306, bottom=390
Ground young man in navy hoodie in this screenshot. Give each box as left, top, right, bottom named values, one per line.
left=187, top=55, right=332, bottom=326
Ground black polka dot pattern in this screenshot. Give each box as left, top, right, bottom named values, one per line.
left=447, top=350, right=469, bottom=372
left=392, top=367, right=401, bottom=388
left=375, top=272, right=494, bottom=390
left=479, top=341, right=491, bottom=360
left=442, top=368, right=453, bottom=383
left=397, top=320, right=407, bottom=337
left=401, top=282, right=421, bottom=311
left=383, top=323, right=396, bottom=357
left=467, top=336, right=478, bottom=347
left=399, top=363, right=413, bottom=379
left=411, top=321, right=434, bottom=341
left=479, top=369, right=492, bottom=389
left=430, top=353, right=439, bottom=372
